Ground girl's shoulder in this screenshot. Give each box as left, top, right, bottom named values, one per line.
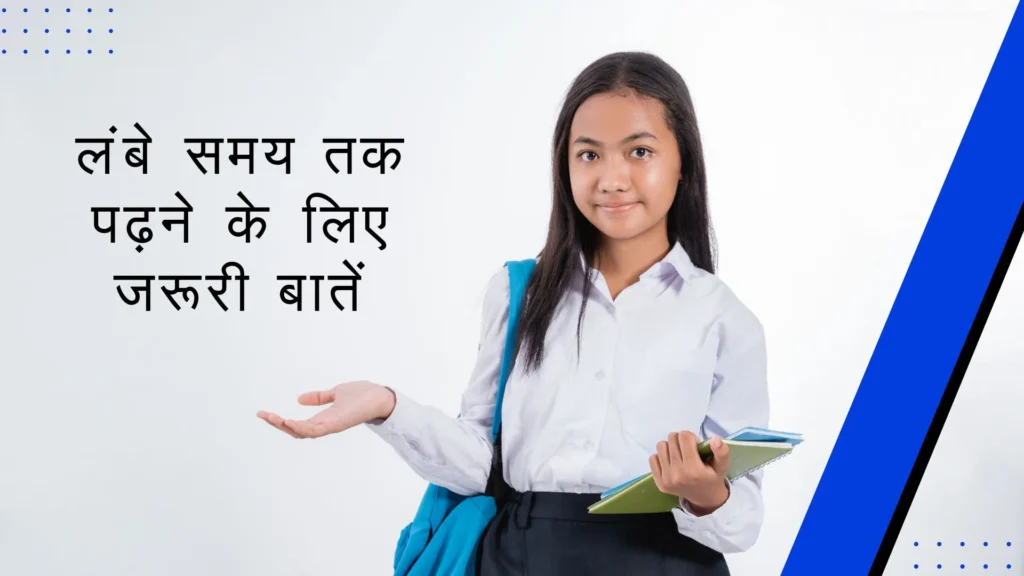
left=685, top=269, right=765, bottom=346
left=479, top=257, right=540, bottom=307
left=481, top=265, right=512, bottom=307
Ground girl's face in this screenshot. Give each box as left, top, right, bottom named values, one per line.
left=568, top=90, right=682, bottom=246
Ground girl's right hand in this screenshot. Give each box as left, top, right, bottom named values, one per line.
left=256, top=380, right=396, bottom=439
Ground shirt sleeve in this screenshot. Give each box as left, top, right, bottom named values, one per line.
left=363, top=268, right=510, bottom=496
left=672, top=305, right=770, bottom=554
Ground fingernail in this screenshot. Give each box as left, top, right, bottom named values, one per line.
left=712, top=436, right=722, bottom=448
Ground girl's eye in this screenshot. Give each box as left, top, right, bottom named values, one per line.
left=632, top=147, right=652, bottom=159
left=579, top=151, right=598, bottom=162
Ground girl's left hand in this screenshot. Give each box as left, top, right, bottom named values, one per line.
left=649, top=431, right=730, bottom=515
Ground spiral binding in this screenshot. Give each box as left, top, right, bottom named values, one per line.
left=730, top=449, right=794, bottom=481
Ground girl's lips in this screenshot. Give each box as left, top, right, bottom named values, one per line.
left=598, top=202, right=638, bottom=214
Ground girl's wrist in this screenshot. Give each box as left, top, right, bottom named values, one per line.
left=377, top=385, right=397, bottom=420
left=683, top=480, right=730, bottom=516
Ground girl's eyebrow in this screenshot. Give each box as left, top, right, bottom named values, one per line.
left=572, top=131, right=658, bottom=147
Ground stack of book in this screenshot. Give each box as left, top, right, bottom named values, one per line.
left=588, top=427, right=804, bottom=514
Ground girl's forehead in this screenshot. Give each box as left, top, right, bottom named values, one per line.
left=570, top=93, right=670, bottom=141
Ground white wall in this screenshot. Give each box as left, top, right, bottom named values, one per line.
left=0, top=1, right=1017, bottom=574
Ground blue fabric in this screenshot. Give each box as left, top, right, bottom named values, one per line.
left=393, top=259, right=537, bottom=576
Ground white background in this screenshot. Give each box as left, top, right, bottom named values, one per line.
left=0, top=1, right=1018, bottom=574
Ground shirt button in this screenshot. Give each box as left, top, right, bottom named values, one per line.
left=594, top=369, right=606, bottom=380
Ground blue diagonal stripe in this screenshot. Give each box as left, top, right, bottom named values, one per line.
left=781, top=5, right=1024, bottom=575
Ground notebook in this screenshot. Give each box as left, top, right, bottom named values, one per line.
left=587, top=426, right=803, bottom=515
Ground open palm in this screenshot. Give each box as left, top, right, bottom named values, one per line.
left=257, top=380, right=389, bottom=439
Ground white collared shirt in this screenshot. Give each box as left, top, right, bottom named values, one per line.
left=368, top=242, right=769, bottom=553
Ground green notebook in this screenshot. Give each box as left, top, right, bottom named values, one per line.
left=587, top=427, right=802, bottom=515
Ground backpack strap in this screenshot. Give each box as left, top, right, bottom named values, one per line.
left=491, top=258, right=537, bottom=442
left=483, top=258, right=536, bottom=509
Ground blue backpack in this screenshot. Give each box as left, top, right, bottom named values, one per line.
left=391, top=259, right=536, bottom=576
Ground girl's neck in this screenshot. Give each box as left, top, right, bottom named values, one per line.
left=593, top=228, right=671, bottom=299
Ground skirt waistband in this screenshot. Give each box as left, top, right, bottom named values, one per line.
left=504, top=490, right=674, bottom=527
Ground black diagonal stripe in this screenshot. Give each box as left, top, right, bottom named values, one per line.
left=870, top=198, right=1024, bottom=576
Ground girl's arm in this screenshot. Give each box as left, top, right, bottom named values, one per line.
left=672, top=310, right=770, bottom=554
left=364, top=269, right=510, bottom=497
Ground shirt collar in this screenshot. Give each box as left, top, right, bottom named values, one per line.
left=659, top=241, right=699, bottom=280
left=577, top=241, right=699, bottom=281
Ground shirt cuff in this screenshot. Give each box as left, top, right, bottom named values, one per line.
left=364, top=387, right=416, bottom=442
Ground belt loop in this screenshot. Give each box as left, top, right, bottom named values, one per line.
left=514, top=492, right=533, bottom=529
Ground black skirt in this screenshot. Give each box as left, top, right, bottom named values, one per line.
left=476, top=490, right=731, bottom=576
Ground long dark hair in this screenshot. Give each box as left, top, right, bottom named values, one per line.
left=514, top=51, right=717, bottom=373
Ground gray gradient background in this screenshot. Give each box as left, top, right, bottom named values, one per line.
left=0, top=1, right=1019, bottom=574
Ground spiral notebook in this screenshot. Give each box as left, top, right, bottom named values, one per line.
left=587, top=426, right=803, bottom=515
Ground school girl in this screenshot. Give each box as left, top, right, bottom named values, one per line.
left=258, top=51, right=769, bottom=575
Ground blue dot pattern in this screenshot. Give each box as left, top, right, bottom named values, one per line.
left=0, top=7, right=118, bottom=55
left=911, top=539, right=1015, bottom=570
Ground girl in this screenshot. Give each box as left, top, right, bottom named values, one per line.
left=258, top=51, right=769, bottom=575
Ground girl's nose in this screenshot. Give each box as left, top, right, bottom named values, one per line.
left=597, top=155, right=630, bottom=193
